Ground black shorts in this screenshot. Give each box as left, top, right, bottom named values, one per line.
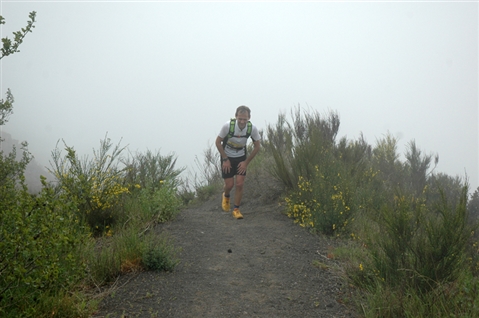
left=221, top=155, right=247, bottom=179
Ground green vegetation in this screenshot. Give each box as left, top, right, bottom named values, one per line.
left=1, top=13, right=183, bottom=316
left=264, top=107, right=479, bottom=317
left=1, top=128, right=183, bottom=317
left=2, top=133, right=183, bottom=317
left=3, top=10, right=479, bottom=318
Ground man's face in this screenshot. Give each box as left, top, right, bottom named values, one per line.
left=236, top=112, right=250, bottom=129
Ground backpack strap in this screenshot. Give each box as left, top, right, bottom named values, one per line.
left=227, top=119, right=252, bottom=138
left=227, top=118, right=236, bottom=138
left=222, top=119, right=253, bottom=151
left=246, top=121, right=252, bottom=139
left=222, top=119, right=234, bottom=149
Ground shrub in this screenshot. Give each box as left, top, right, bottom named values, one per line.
left=0, top=176, right=89, bottom=317
left=49, top=135, right=130, bottom=235
left=284, top=152, right=374, bottom=236
left=371, top=133, right=404, bottom=192
left=371, top=186, right=473, bottom=290
left=263, top=113, right=295, bottom=189
left=123, top=149, right=185, bottom=192
left=85, top=226, right=179, bottom=286
left=403, top=140, right=438, bottom=197
left=469, top=187, right=479, bottom=219
left=248, top=105, right=479, bottom=316
left=136, top=179, right=182, bottom=223
left=265, top=107, right=340, bottom=190
left=267, top=107, right=370, bottom=235
left=350, top=185, right=479, bottom=317
left=142, top=232, right=179, bottom=271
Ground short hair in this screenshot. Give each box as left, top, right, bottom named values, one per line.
left=235, top=105, right=251, bottom=117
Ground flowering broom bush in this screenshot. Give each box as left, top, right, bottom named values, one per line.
left=49, top=135, right=130, bottom=235
left=266, top=108, right=372, bottom=236
left=285, top=160, right=357, bottom=235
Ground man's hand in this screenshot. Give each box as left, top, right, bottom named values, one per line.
left=222, top=160, right=232, bottom=173
left=237, top=161, right=248, bottom=175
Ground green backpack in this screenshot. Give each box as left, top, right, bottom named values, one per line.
left=222, top=118, right=253, bottom=152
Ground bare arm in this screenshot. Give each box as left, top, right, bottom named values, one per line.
left=215, top=136, right=228, bottom=160
left=216, top=136, right=231, bottom=173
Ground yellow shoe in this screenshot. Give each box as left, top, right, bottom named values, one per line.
left=222, top=193, right=230, bottom=212
left=232, top=208, right=243, bottom=219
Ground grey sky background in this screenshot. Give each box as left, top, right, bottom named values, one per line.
left=1, top=1, right=478, bottom=191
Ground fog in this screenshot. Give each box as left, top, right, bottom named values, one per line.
left=1, top=1, right=478, bottom=191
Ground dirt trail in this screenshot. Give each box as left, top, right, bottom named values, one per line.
left=93, top=191, right=358, bottom=318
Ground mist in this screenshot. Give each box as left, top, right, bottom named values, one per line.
left=1, top=1, right=477, bottom=191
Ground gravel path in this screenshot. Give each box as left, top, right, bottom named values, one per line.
left=93, top=191, right=358, bottom=318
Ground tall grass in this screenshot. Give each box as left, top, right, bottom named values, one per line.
left=84, top=224, right=179, bottom=287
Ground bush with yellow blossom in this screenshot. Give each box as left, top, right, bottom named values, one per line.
left=49, top=135, right=130, bottom=235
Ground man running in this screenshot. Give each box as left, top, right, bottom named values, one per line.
left=215, top=105, right=261, bottom=219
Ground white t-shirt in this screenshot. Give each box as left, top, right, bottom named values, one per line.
left=218, top=120, right=261, bottom=158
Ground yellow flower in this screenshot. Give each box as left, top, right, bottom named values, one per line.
left=359, top=263, right=364, bottom=271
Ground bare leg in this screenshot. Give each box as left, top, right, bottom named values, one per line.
left=234, top=175, right=246, bottom=207
left=224, top=177, right=234, bottom=196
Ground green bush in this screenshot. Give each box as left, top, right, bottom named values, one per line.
left=266, top=108, right=371, bottom=235
left=469, top=187, right=479, bottom=221
left=264, top=106, right=479, bottom=317
left=85, top=225, right=179, bottom=286
left=123, top=149, right=185, bottom=192
left=84, top=150, right=184, bottom=285
left=0, top=12, right=180, bottom=316
left=194, top=183, right=219, bottom=202
left=285, top=159, right=351, bottom=234
left=356, top=272, right=479, bottom=318
left=265, top=108, right=340, bottom=190
left=49, top=135, right=130, bottom=235
left=134, top=179, right=182, bottom=223
left=0, top=175, right=89, bottom=317
left=349, top=185, right=478, bottom=317
left=142, top=232, right=179, bottom=271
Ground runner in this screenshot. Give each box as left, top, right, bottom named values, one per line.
left=215, top=105, right=261, bottom=219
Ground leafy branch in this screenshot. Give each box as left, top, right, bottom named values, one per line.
left=0, top=11, right=36, bottom=59
left=0, top=11, right=36, bottom=128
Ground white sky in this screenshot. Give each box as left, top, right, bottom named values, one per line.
left=1, top=1, right=478, bottom=191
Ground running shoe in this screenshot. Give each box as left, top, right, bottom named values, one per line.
left=232, top=208, right=243, bottom=219
left=222, top=193, right=230, bottom=212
